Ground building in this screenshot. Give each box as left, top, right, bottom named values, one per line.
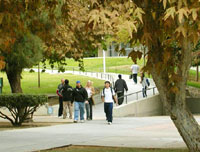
left=98, top=43, right=146, bottom=57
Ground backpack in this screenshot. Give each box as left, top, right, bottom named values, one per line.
left=146, top=78, right=150, bottom=87
left=101, top=87, right=116, bottom=103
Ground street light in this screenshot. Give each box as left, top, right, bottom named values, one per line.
left=103, top=49, right=106, bottom=73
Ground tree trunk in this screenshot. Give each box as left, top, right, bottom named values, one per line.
left=170, top=100, right=200, bottom=151
left=197, top=65, right=199, bottom=82
left=151, top=69, right=200, bottom=151
left=6, top=70, right=23, bottom=93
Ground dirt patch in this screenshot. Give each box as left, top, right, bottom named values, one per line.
left=40, top=145, right=188, bottom=152
left=0, top=116, right=72, bottom=131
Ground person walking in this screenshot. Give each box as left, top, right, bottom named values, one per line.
left=114, top=74, right=128, bottom=105
left=56, top=78, right=65, bottom=118
left=131, top=63, right=140, bottom=84
left=140, top=73, right=148, bottom=98
left=73, top=81, right=88, bottom=123
left=101, top=81, right=118, bottom=125
left=85, top=80, right=95, bottom=120
left=62, top=79, right=73, bottom=119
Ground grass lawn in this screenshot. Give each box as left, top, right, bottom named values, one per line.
left=41, top=145, right=188, bottom=152
left=0, top=72, right=105, bottom=94
left=40, top=57, right=200, bottom=88
left=39, top=57, right=143, bottom=74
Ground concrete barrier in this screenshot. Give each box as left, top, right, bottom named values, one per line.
left=34, top=94, right=102, bottom=116
left=113, top=94, right=163, bottom=117
left=186, top=98, right=200, bottom=114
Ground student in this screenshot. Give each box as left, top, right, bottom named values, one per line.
left=131, top=63, right=140, bottom=84
left=140, top=73, right=148, bottom=98
left=56, top=78, right=65, bottom=118
left=73, top=81, right=88, bottom=123
left=114, top=74, right=128, bottom=105
left=62, top=79, right=73, bottom=119
left=101, top=81, right=118, bottom=125
left=85, top=80, right=95, bottom=120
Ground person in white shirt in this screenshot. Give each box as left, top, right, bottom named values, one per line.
left=101, top=81, right=118, bottom=125
left=131, top=63, right=140, bottom=84
left=140, top=73, right=148, bottom=98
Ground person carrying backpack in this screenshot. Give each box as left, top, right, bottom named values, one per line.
left=114, top=74, right=128, bottom=105
left=101, top=81, right=118, bottom=125
left=62, top=79, right=73, bottom=119
left=140, top=73, right=149, bottom=98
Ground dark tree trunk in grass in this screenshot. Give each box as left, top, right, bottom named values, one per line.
left=197, top=65, right=199, bottom=82
left=6, top=70, right=22, bottom=93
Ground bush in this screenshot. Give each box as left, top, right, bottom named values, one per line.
left=0, top=94, right=47, bottom=126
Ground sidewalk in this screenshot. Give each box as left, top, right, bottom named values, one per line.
left=1, top=100, right=199, bottom=152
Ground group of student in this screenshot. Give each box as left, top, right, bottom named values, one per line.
left=56, top=74, right=129, bottom=125
left=57, top=79, right=95, bottom=123
left=56, top=63, right=150, bottom=125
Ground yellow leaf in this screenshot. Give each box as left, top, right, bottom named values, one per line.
left=0, top=13, right=4, bottom=24
left=175, top=26, right=186, bottom=37
left=133, top=7, right=145, bottom=24
left=164, top=7, right=176, bottom=20
left=190, top=8, right=198, bottom=20
left=152, top=12, right=156, bottom=20
left=177, top=7, right=189, bottom=23
left=170, top=86, right=179, bottom=93
left=163, top=0, right=167, bottom=9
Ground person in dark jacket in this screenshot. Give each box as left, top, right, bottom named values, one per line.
left=62, top=79, right=73, bottom=119
left=73, top=81, right=88, bottom=123
left=56, top=78, right=65, bottom=118
left=114, top=74, right=128, bottom=105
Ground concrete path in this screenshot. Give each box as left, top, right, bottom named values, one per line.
left=1, top=101, right=198, bottom=152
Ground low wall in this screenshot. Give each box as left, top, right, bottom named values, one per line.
left=113, top=94, right=163, bottom=117
left=186, top=98, right=200, bottom=114
left=34, top=94, right=102, bottom=116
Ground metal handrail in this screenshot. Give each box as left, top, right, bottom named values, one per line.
left=117, top=86, right=157, bottom=104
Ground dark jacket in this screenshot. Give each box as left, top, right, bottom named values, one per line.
left=73, top=86, right=88, bottom=102
left=62, top=84, right=73, bottom=102
left=114, top=79, right=128, bottom=93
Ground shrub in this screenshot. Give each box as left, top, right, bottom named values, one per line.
left=0, top=94, right=47, bottom=126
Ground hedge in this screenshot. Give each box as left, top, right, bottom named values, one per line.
left=0, top=94, right=47, bottom=126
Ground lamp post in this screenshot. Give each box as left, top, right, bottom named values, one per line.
left=38, top=63, right=40, bottom=88
left=103, top=49, right=106, bottom=73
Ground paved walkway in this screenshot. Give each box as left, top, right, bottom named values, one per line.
left=1, top=100, right=199, bottom=152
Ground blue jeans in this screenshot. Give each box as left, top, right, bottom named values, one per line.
left=142, top=86, right=147, bottom=98
left=74, top=101, right=85, bottom=121
left=104, top=103, right=113, bottom=123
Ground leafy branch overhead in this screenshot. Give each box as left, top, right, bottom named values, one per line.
left=88, top=0, right=200, bottom=92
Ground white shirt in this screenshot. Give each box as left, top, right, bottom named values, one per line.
left=86, top=87, right=92, bottom=98
left=102, top=87, right=116, bottom=103
left=131, top=64, right=139, bottom=74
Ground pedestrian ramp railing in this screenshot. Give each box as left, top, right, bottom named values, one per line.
left=118, top=86, right=158, bottom=104
left=71, top=70, right=116, bottom=86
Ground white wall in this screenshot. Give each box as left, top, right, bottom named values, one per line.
left=113, top=94, right=163, bottom=117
